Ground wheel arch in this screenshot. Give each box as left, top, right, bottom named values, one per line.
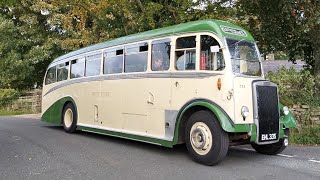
left=41, top=96, right=77, bottom=125
left=172, top=99, right=235, bottom=145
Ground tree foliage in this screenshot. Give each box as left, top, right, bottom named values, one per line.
left=267, top=67, right=320, bottom=106
left=237, top=0, right=320, bottom=76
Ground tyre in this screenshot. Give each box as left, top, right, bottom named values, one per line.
left=62, top=102, right=77, bottom=133
left=185, top=110, right=229, bottom=166
left=251, top=129, right=289, bottom=155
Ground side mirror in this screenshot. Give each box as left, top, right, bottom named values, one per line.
left=210, top=45, right=220, bottom=53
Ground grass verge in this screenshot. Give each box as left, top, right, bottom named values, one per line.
left=0, top=109, right=33, bottom=116
left=290, top=126, right=320, bottom=145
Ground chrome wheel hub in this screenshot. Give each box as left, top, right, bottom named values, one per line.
left=190, top=122, right=212, bottom=155
left=64, top=108, right=73, bottom=128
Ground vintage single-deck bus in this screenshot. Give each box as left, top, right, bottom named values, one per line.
left=42, top=20, right=297, bottom=165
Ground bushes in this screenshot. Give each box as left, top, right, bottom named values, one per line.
left=290, top=126, right=320, bottom=145
left=267, top=67, right=320, bottom=106
left=267, top=68, right=320, bottom=145
left=0, top=88, right=19, bottom=107
left=273, top=51, right=289, bottom=60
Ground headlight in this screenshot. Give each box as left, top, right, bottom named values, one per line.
left=241, top=106, right=249, bottom=118
left=283, top=106, right=289, bottom=115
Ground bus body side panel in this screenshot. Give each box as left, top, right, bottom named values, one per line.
left=99, top=78, right=125, bottom=130
left=99, top=77, right=150, bottom=135
left=41, top=79, right=101, bottom=126
left=99, top=74, right=170, bottom=138
left=146, top=77, right=172, bottom=138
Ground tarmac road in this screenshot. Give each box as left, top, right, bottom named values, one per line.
left=0, top=116, right=319, bottom=180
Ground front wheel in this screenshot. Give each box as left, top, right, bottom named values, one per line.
left=62, top=102, right=77, bottom=133
left=185, top=110, right=229, bottom=166
left=251, top=129, right=289, bottom=155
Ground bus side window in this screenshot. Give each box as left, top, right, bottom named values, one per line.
left=200, top=35, right=225, bottom=71
left=45, top=66, right=57, bottom=85
left=175, top=36, right=196, bottom=70
left=124, top=42, right=148, bottom=73
left=70, top=58, right=85, bottom=78
left=104, top=48, right=123, bottom=74
left=151, top=39, right=170, bottom=71
left=57, top=62, right=69, bottom=81
left=86, top=53, right=101, bottom=76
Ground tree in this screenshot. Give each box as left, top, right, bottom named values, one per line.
left=0, top=15, right=33, bottom=88
left=237, top=0, right=320, bottom=76
left=0, top=0, right=64, bottom=89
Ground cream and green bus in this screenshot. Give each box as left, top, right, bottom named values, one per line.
left=42, top=20, right=297, bottom=165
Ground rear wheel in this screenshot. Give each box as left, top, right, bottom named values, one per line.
left=251, top=129, right=289, bottom=155
left=62, top=102, right=77, bottom=133
left=185, top=110, right=229, bottom=166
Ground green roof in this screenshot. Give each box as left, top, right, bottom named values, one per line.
left=52, top=19, right=254, bottom=64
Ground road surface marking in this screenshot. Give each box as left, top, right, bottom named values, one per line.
left=237, top=147, right=320, bottom=165
left=308, top=160, right=320, bottom=164
left=277, top=154, right=294, bottom=158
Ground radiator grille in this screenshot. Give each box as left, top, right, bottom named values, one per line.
left=256, top=85, right=279, bottom=143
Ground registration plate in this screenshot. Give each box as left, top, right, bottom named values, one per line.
left=260, top=133, right=277, bottom=141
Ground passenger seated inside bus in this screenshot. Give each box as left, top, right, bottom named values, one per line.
left=152, top=53, right=169, bottom=71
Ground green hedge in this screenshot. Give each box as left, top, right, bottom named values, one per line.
left=0, top=88, right=20, bottom=107
left=267, top=67, right=320, bottom=106
left=267, top=68, right=320, bottom=145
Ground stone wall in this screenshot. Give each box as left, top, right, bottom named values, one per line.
left=290, top=105, right=320, bottom=126
left=10, top=89, right=42, bottom=113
